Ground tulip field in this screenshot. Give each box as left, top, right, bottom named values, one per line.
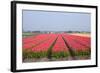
left=22, top=33, right=91, bottom=62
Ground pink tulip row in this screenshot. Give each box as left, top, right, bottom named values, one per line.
left=66, top=34, right=91, bottom=48
left=23, top=33, right=91, bottom=55
left=52, top=34, right=69, bottom=53
left=62, top=34, right=90, bottom=52
left=23, top=34, right=51, bottom=44
left=23, top=34, right=52, bottom=49
left=31, top=34, right=58, bottom=52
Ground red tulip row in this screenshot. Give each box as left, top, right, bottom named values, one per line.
left=23, top=34, right=50, bottom=44
left=65, top=34, right=91, bottom=48
left=23, top=33, right=91, bottom=59
left=23, top=34, right=58, bottom=59
left=23, top=34, right=52, bottom=49
left=62, top=34, right=90, bottom=52
left=52, top=34, right=69, bottom=52
left=51, top=34, right=71, bottom=58
left=62, top=34, right=90, bottom=58
left=31, top=34, right=58, bottom=52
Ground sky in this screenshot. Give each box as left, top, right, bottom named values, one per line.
left=22, top=10, right=91, bottom=32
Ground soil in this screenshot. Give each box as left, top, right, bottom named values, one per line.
left=69, top=33, right=90, bottom=37
left=23, top=56, right=90, bottom=63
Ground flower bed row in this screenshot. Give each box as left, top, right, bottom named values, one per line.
left=23, top=33, right=91, bottom=61
left=51, top=34, right=70, bottom=59
left=23, top=34, right=58, bottom=59
left=23, top=34, right=52, bottom=49
left=66, top=34, right=91, bottom=48
left=62, top=34, right=91, bottom=58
